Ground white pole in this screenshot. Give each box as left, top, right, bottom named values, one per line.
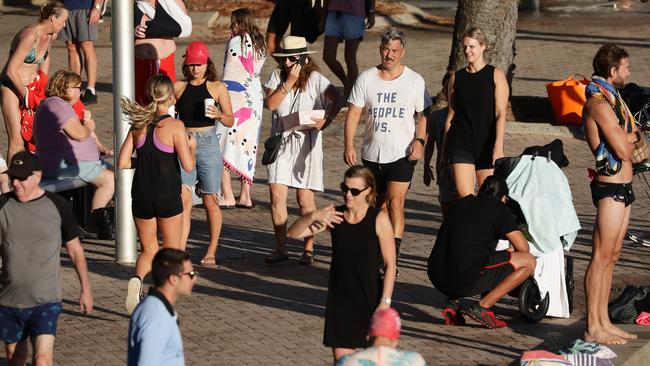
left=113, top=0, right=138, bottom=264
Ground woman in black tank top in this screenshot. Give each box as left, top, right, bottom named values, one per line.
left=444, top=27, right=509, bottom=198
left=173, top=42, right=234, bottom=266
left=287, top=166, right=397, bottom=362
left=118, top=75, right=197, bottom=315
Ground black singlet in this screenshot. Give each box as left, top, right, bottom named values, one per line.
left=131, top=115, right=181, bottom=201
left=176, top=81, right=216, bottom=128
left=448, top=64, right=496, bottom=154
left=134, top=1, right=182, bottom=38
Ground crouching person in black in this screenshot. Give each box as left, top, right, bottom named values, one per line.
left=427, top=175, right=535, bottom=329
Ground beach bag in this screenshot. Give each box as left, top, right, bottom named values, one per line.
left=545, top=75, right=589, bottom=125
left=262, top=133, right=284, bottom=166
left=632, top=131, right=650, bottom=164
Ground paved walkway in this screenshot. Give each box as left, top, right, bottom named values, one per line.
left=1, top=2, right=650, bottom=365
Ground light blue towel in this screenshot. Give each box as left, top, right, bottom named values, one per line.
left=505, top=155, right=581, bottom=253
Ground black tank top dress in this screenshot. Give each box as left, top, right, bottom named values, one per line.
left=447, top=64, right=497, bottom=169
left=131, top=115, right=183, bottom=219
left=324, top=206, right=382, bottom=349
left=176, top=81, right=216, bottom=128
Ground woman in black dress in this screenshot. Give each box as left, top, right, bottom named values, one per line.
left=287, top=165, right=396, bottom=362
left=444, top=26, right=509, bottom=198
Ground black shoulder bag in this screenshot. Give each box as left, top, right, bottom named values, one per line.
left=262, top=86, right=299, bottom=166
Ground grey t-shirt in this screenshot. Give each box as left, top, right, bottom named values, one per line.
left=0, top=191, right=79, bottom=308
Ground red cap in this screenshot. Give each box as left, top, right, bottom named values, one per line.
left=184, top=41, right=209, bottom=65
left=368, top=308, right=401, bottom=340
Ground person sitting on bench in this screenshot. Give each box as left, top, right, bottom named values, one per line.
left=427, top=175, right=535, bottom=329
left=33, top=70, right=114, bottom=238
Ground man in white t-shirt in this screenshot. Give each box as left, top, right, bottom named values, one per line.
left=336, top=308, right=427, bottom=366
left=344, top=27, right=429, bottom=263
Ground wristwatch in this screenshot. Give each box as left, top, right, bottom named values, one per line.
left=94, top=3, right=102, bottom=11
left=414, top=137, right=425, bottom=146
left=381, top=298, right=391, bottom=305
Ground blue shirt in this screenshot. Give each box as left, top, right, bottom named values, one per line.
left=127, top=289, right=185, bottom=366
left=64, top=0, right=93, bottom=10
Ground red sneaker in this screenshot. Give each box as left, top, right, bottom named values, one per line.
left=461, top=302, right=507, bottom=329
left=442, top=306, right=466, bottom=326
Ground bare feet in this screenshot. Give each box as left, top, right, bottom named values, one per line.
left=217, top=193, right=236, bottom=208
left=585, top=330, right=628, bottom=345
left=605, top=324, right=638, bottom=340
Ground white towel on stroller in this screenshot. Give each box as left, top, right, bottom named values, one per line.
left=496, top=240, right=570, bottom=318
left=505, top=155, right=581, bottom=253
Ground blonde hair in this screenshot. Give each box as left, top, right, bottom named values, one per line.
left=344, top=165, right=377, bottom=206
left=45, top=70, right=81, bottom=100
left=40, top=0, right=66, bottom=22
left=462, top=26, right=490, bottom=50
left=120, top=75, right=174, bottom=129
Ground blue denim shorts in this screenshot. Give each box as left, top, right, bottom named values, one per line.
left=324, top=10, right=365, bottom=40
left=0, top=302, right=62, bottom=344
left=45, top=159, right=112, bottom=184
left=181, top=128, right=223, bottom=194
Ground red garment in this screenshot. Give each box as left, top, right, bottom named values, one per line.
left=20, top=71, right=48, bottom=152
left=134, top=52, right=176, bottom=104
left=73, top=100, right=86, bottom=120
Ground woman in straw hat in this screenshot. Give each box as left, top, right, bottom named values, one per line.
left=264, top=36, right=342, bottom=265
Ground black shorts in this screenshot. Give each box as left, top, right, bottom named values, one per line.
left=449, top=148, right=493, bottom=170
left=267, top=0, right=313, bottom=40
left=132, top=196, right=183, bottom=220
left=590, top=180, right=635, bottom=207
left=469, top=251, right=515, bottom=296
left=362, top=157, right=416, bottom=194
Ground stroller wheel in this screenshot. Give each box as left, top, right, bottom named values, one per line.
left=519, top=278, right=550, bottom=323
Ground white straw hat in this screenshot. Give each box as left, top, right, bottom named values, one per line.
left=272, top=36, right=317, bottom=57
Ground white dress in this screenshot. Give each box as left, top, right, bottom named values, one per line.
left=264, top=69, right=331, bottom=191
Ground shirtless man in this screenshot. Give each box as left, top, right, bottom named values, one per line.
left=583, top=43, right=638, bottom=345
left=134, top=0, right=192, bottom=104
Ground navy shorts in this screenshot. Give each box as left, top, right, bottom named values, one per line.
left=469, top=251, right=515, bottom=296
left=0, top=302, right=62, bottom=344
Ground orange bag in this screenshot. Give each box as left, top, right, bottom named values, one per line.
left=545, top=75, right=589, bottom=125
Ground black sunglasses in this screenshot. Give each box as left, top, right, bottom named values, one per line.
left=177, top=270, right=198, bottom=279
left=340, top=183, right=369, bottom=196
left=286, top=55, right=301, bottom=62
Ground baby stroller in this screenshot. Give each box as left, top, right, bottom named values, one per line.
left=494, top=139, right=578, bottom=323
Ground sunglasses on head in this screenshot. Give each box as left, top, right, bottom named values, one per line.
left=177, top=270, right=198, bottom=279
left=340, top=183, right=369, bottom=196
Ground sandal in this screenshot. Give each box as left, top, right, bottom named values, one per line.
left=200, top=257, right=217, bottom=267
left=299, top=250, right=314, bottom=265
left=265, top=250, right=289, bottom=264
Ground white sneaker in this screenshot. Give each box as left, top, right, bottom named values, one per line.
left=125, top=277, right=142, bottom=315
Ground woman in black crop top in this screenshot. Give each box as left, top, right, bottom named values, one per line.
left=118, top=75, right=196, bottom=314
left=443, top=26, right=509, bottom=198
left=173, top=42, right=234, bottom=267
left=1, top=1, right=68, bottom=161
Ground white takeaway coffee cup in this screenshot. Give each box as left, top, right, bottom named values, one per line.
left=204, top=98, right=216, bottom=118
